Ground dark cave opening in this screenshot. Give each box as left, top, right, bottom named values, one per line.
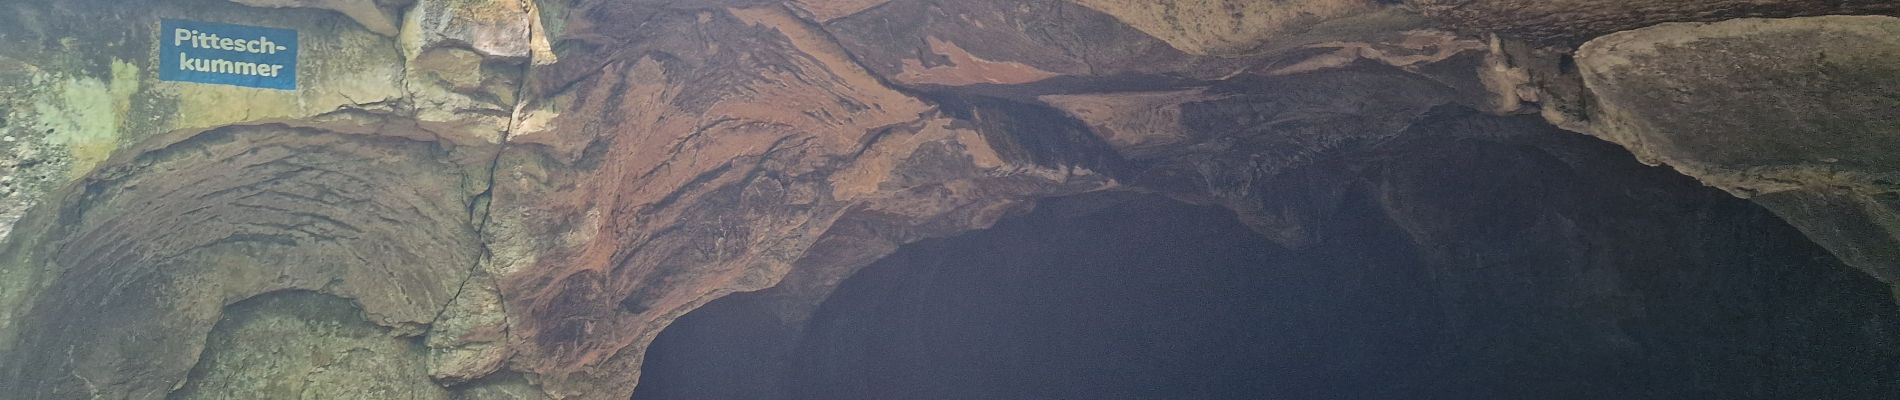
left=783, top=192, right=1444, bottom=399
left=635, top=125, right=1900, bottom=400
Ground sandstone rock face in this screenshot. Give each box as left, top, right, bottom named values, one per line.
left=1408, top=0, right=1900, bottom=45
left=0, top=0, right=523, bottom=398
left=0, top=0, right=1897, bottom=399
left=229, top=0, right=410, bottom=36
left=0, top=125, right=482, bottom=398
left=0, top=0, right=412, bottom=231
left=1569, top=15, right=1900, bottom=289
left=825, top=0, right=1194, bottom=86
left=172, top=291, right=451, bottom=400
left=786, top=0, right=885, bottom=22
left=1068, top=0, right=1380, bottom=55
left=482, top=6, right=1116, bottom=395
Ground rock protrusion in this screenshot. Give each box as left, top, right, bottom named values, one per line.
left=1569, top=15, right=1900, bottom=285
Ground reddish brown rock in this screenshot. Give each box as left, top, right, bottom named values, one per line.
left=787, top=0, right=887, bottom=22
left=2, top=1, right=1899, bottom=399
left=1066, top=0, right=1381, bottom=55
left=481, top=5, right=1116, bottom=397
left=1040, top=89, right=1223, bottom=158
left=822, top=0, right=1239, bottom=86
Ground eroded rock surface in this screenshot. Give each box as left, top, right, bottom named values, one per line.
left=0, top=0, right=1896, bottom=399
left=1408, top=0, right=1900, bottom=45
left=172, top=291, right=450, bottom=400
left=229, top=0, right=411, bottom=36
left=1069, top=0, right=1382, bottom=55
left=1567, top=15, right=1900, bottom=289
left=0, top=125, right=481, bottom=399
left=0, top=0, right=520, bottom=398
left=482, top=6, right=1117, bottom=396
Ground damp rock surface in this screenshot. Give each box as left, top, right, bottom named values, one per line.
left=171, top=291, right=449, bottom=400
left=1570, top=15, right=1900, bottom=286
left=637, top=116, right=1900, bottom=400
left=0, top=1, right=1896, bottom=399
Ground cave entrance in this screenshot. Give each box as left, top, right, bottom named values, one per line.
left=779, top=192, right=1443, bottom=399
left=636, top=133, right=1900, bottom=400
left=640, top=192, right=1442, bottom=400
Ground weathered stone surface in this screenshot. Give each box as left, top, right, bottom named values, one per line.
left=396, top=0, right=554, bottom=175
left=701, top=94, right=1131, bottom=335
left=1753, top=190, right=1900, bottom=295
left=473, top=4, right=1120, bottom=398
left=1575, top=16, right=1900, bottom=193
left=401, top=0, right=553, bottom=61
left=229, top=0, right=410, bottom=36
left=427, top=269, right=514, bottom=384
left=1040, top=89, right=1224, bottom=158
left=452, top=373, right=557, bottom=400
left=0, top=0, right=417, bottom=247
left=1067, top=0, right=1380, bottom=55
left=1, top=0, right=1897, bottom=399
left=821, top=0, right=1444, bottom=92
left=0, top=1, right=554, bottom=395
left=1407, top=0, right=1900, bottom=45
left=1569, top=15, right=1900, bottom=286
left=1254, top=29, right=1488, bottom=77
left=0, top=3, right=543, bottom=394
left=823, top=0, right=1233, bottom=86
left=1101, top=67, right=1464, bottom=247
left=0, top=126, right=481, bottom=398
left=172, top=291, right=450, bottom=400
left=786, top=0, right=886, bottom=22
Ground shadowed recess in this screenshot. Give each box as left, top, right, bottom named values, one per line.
left=636, top=131, right=1900, bottom=399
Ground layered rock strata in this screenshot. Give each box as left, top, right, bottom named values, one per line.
left=0, top=0, right=1895, bottom=399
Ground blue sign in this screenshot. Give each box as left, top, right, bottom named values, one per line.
left=159, top=19, right=298, bottom=90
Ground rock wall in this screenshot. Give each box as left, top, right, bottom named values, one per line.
left=639, top=112, right=1900, bottom=399
left=0, top=0, right=1895, bottom=399
left=1407, top=0, right=1900, bottom=45
left=1571, top=16, right=1900, bottom=293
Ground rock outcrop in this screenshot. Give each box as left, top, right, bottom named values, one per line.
left=480, top=5, right=1116, bottom=396
left=1407, top=0, right=1900, bottom=45
left=1557, top=15, right=1900, bottom=293
left=0, top=0, right=1896, bottom=399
